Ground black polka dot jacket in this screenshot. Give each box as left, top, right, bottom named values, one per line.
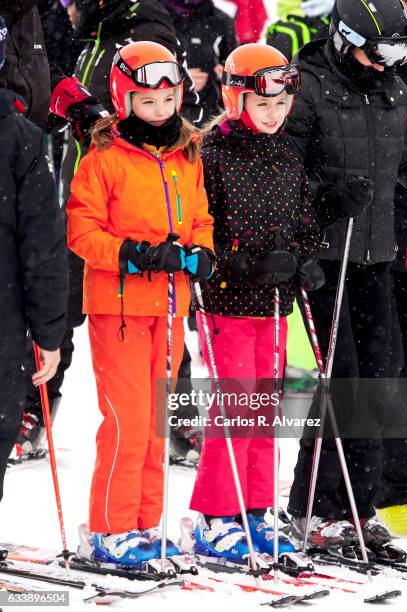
left=200, top=120, right=320, bottom=318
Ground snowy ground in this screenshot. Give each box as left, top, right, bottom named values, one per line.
left=0, top=321, right=406, bottom=610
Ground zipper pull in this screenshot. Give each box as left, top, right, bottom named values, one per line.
left=366, top=249, right=371, bottom=262
left=364, top=94, right=370, bottom=105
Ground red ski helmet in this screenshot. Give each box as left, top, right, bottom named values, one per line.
left=221, top=43, right=301, bottom=120
left=110, top=41, right=186, bottom=121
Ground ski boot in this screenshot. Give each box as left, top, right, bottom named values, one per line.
left=248, top=512, right=296, bottom=555
left=192, top=514, right=275, bottom=573
left=194, top=515, right=254, bottom=561
left=376, top=504, right=407, bottom=537
left=248, top=512, right=314, bottom=576
left=76, top=524, right=176, bottom=577
left=142, top=527, right=197, bottom=574
left=170, top=424, right=202, bottom=466
left=16, top=412, right=41, bottom=454
left=360, top=517, right=407, bottom=564
left=290, top=516, right=357, bottom=550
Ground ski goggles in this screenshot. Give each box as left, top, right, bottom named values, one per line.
left=113, top=54, right=186, bottom=88
left=222, top=65, right=300, bottom=97
left=365, top=38, right=407, bottom=67
left=338, top=20, right=407, bottom=67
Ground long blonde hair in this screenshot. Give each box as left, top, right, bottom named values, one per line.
left=201, top=110, right=228, bottom=136
left=91, top=113, right=201, bottom=162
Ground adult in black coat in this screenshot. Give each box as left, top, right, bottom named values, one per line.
left=0, top=80, right=68, bottom=494
left=161, top=0, right=238, bottom=124
left=285, top=0, right=407, bottom=548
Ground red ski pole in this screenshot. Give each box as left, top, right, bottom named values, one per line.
left=33, top=342, right=70, bottom=571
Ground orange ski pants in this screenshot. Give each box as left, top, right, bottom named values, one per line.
left=88, top=314, right=184, bottom=534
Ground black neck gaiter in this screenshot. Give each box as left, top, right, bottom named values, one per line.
left=117, top=112, right=182, bottom=148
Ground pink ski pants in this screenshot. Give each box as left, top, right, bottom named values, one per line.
left=190, top=313, right=287, bottom=516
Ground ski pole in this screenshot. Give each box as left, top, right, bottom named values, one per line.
left=161, top=232, right=179, bottom=574
left=300, top=219, right=372, bottom=574
left=273, top=285, right=280, bottom=584
left=301, top=220, right=353, bottom=551
left=193, top=281, right=261, bottom=579
left=33, top=342, right=70, bottom=572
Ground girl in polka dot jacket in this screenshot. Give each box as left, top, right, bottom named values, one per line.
left=189, top=44, right=324, bottom=561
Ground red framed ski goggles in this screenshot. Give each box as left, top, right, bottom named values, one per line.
left=365, top=37, right=407, bottom=67
left=222, top=64, right=301, bottom=97
left=113, top=53, right=186, bottom=88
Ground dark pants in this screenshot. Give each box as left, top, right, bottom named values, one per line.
left=375, top=269, right=407, bottom=508
left=24, top=250, right=86, bottom=420
left=0, top=366, right=26, bottom=500
left=288, top=261, right=393, bottom=519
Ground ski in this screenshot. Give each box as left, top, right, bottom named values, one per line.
left=309, top=547, right=407, bottom=578
left=0, top=559, right=183, bottom=602
left=260, top=589, right=330, bottom=608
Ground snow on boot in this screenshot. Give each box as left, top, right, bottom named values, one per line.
left=290, top=516, right=357, bottom=549
left=376, top=505, right=407, bottom=537
left=91, top=530, right=158, bottom=567
left=248, top=512, right=296, bottom=555
left=360, top=516, right=392, bottom=547
left=193, top=514, right=258, bottom=561
left=142, top=527, right=181, bottom=557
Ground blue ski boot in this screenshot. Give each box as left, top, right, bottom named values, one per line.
left=194, top=514, right=259, bottom=562
left=91, top=530, right=158, bottom=567
left=142, top=527, right=181, bottom=557
left=248, top=512, right=296, bottom=555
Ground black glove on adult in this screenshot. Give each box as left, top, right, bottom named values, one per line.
left=250, top=251, right=297, bottom=286
left=317, top=176, right=373, bottom=225
left=122, top=239, right=186, bottom=274
left=297, top=257, right=325, bottom=291
left=66, top=100, right=108, bottom=143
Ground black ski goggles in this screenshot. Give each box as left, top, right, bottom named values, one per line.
left=222, top=64, right=301, bottom=97
left=113, top=53, right=186, bottom=88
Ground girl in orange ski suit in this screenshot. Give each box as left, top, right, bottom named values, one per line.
left=66, top=42, right=213, bottom=545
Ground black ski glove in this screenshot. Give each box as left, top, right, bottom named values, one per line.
left=297, top=257, right=325, bottom=291
left=185, top=245, right=216, bottom=281
left=249, top=251, right=297, bottom=286
left=224, top=251, right=251, bottom=283
left=317, top=176, right=373, bottom=225
left=121, top=239, right=186, bottom=275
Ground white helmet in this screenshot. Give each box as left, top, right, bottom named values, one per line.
left=301, top=0, right=335, bottom=18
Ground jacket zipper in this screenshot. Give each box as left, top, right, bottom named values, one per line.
left=363, top=93, right=373, bottom=264
left=171, top=170, right=183, bottom=225
left=154, top=149, right=177, bottom=315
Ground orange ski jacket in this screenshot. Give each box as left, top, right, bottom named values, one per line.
left=67, top=133, right=214, bottom=317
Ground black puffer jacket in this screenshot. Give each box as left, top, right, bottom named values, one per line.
left=286, top=38, right=407, bottom=265
left=0, top=87, right=68, bottom=373
left=168, top=0, right=238, bottom=124
left=71, top=0, right=197, bottom=120
left=393, top=63, right=407, bottom=273
left=201, top=121, right=320, bottom=318
left=0, top=1, right=53, bottom=129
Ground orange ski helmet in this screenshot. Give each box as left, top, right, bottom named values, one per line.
left=221, top=43, right=300, bottom=120
left=110, top=41, right=186, bottom=120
